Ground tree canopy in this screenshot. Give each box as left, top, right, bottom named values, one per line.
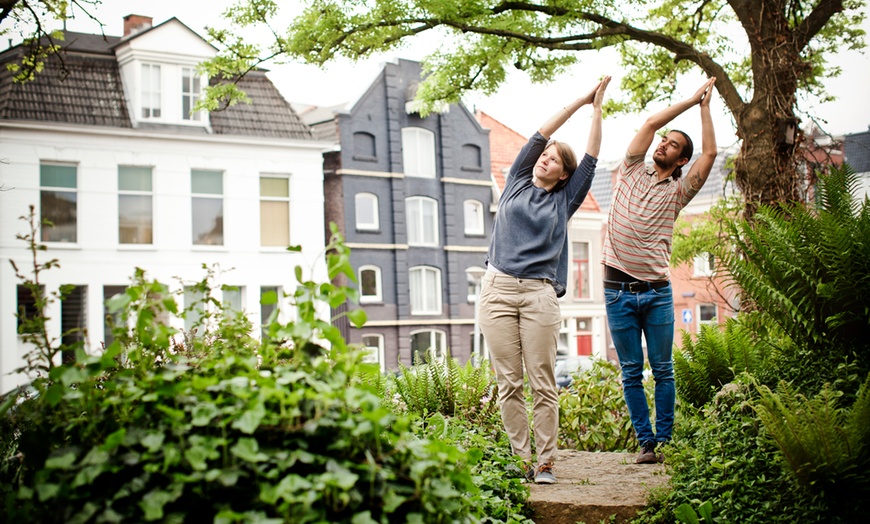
left=201, top=0, right=866, bottom=214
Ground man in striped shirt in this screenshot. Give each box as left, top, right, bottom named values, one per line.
left=602, top=77, right=718, bottom=464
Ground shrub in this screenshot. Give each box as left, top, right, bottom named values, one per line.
left=754, top=373, right=870, bottom=518
left=0, top=219, right=523, bottom=523
left=674, top=318, right=766, bottom=408
left=557, top=359, right=646, bottom=452
left=637, top=376, right=831, bottom=524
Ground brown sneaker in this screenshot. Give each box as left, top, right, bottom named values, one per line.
left=534, top=462, right=556, bottom=484
left=636, top=441, right=658, bottom=464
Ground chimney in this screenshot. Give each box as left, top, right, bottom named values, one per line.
left=123, top=14, right=153, bottom=37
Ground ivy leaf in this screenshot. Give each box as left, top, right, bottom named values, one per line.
left=231, top=437, right=269, bottom=463
left=36, top=483, right=59, bottom=501
left=45, top=450, right=77, bottom=470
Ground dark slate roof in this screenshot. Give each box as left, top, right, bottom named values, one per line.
left=0, top=49, right=131, bottom=128
left=291, top=102, right=345, bottom=143
left=843, top=128, right=870, bottom=173
left=209, top=72, right=314, bottom=140
left=0, top=30, right=314, bottom=140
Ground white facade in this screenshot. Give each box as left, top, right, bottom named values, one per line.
left=0, top=18, right=329, bottom=394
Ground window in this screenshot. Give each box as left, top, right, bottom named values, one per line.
left=181, top=67, right=201, bottom=121
left=355, top=192, right=379, bottom=231
left=359, top=265, right=382, bottom=303
left=698, top=304, right=717, bottom=331
left=572, top=242, right=591, bottom=299
left=118, top=166, right=153, bottom=244
left=260, top=286, right=279, bottom=340
left=191, top=170, right=223, bottom=245
left=409, top=266, right=441, bottom=315
left=222, top=285, right=244, bottom=314
left=401, top=127, right=435, bottom=178
left=466, top=265, right=486, bottom=302
left=103, top=285, right=126, bottom=347
left=260, top=176, right=290, bottom=247
left=184, top=286, right=206, bottom=334
left=463, top=199, right=484, bottom=236
left=141, top=63, right=161, bottom=119
left=353, top=132, right=376, bottom=161
left=406, top=196, right=439, bottom=246
left=40, top=163, right=77, bottom=243
left=61, top=285, right=87, bottom=363
left=16, top=284, right=43, bottom=335
left=694, top=252, right=715, bottom=277
left=461, top=144, right=482, bottom=170
left=361, top=334, right=385, bottom=372
left=411, top=330, right=446, bottom=364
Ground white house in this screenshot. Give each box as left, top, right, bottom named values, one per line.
left=0, top=15, right=329, bottom=393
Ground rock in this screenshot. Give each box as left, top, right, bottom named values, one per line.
left=528, top=449, right=669, bottom=523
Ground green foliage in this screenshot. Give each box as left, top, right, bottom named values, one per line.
left=414, top=414, right=535, bottom=524
left=674, top=319, right=765, bottom=408
left=722, top=164, right=870, bottom=394
left=1, top=1, right=102, bottom=82
left=557, top=359, right=644, bottom=452
left=390, top=352, right=500, bottom=428
left=637, top=377, right=832, bottom=524
left=754, top=374, right=870, bottom=516
left=0, top=220, right=524, bottom=523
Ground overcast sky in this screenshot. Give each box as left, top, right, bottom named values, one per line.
left=26, top=0, right=870, bottom=161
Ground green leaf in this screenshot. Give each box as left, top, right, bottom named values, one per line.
left=140, top=432, right=165, bottom=453
left=347, top=308, right=367, bottom=328
left=230, top=437, right=269, bottom=463
left=232, top=401, right=266, bottom=434
left=45, top=450, right=77, bottom=470
left=675, top=503, right=700, bottom=524
left=139, top=488, right=176, bottom=521
left=36, top=483, right=60, bottom=501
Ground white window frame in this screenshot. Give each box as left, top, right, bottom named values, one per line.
left=401, top=127, right=436, bottom=178
left=181, top=66, right=202, bottom=121
left=410, top=329, right=446, bottom=363
left=191, top=170, right=224, bottom=246
left=260, top=175, right=291, bottom=247
left=573, top=240, right=592, bottom=300
left=39, top=162, right=78, bottom=244
left=118, top=165, right=154, bottom=245
left=358, top=265, right=383, bottom=303
left=693, top=252, right=715, bottom=277
left=409, top=266, right=442, bottom=315
left=222, top=285, right=245, bottom=314
left=361, top=334, right=386, bottom=372
left=697, top=303, right=718, bottom=332
left=141, top=63, right=162, bottom=119
left=355, top=192, right=379, bottom=231
left=463, top=199, right=485, bottom=235
left=406, top=196, right=439, bottom=246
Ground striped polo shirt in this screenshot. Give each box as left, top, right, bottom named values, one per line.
left=602, top=151, right=699, bottom=282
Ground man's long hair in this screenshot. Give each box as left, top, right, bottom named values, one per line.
left=671, top=130, right=694, bottom=179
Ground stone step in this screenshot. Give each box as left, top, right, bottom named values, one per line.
left=527, top=450, right=669, bottom=523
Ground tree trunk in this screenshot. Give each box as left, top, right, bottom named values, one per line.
left=730, top=2, right=814, bottom=218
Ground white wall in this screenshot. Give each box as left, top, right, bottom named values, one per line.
left=0, top=123, right=329, bottom=393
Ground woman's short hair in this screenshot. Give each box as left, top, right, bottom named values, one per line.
left=550, top=140, right=577, bottom=192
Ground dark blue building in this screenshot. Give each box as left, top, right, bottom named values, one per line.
left=301, top=59, right=494, bottom=370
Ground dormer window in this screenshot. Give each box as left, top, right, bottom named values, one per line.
left=181, top=67, right=201, bottom=121
left=141, top=63, right=161, bottom=119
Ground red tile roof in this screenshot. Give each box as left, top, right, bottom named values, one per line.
left=475, top=109, right=600, bottom=212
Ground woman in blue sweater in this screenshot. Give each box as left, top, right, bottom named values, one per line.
left=479, top=76, right=610, bottom=484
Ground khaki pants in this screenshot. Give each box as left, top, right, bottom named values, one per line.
left=478, top=271, right=561, bottom=464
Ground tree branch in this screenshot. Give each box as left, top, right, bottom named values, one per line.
left=794, top=0, right=844, bottom=51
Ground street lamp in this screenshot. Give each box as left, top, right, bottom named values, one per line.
left=465, top=266, right=487, bottom=365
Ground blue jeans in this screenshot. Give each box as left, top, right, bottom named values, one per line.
left=605, top=283, right=675, bottom=446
